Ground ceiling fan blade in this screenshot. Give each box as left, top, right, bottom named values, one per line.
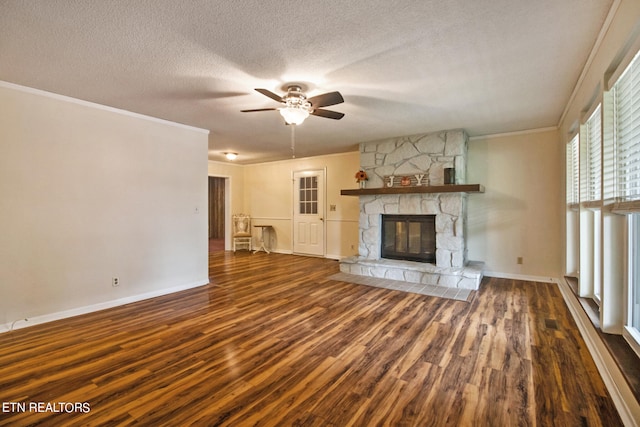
left=255, top=88, right=284, bottom=103
left=241, top=108, right=278, bottom=112
left=307, top=91, right=344, bottom=108
left=311, top=109, right=345, bottom=120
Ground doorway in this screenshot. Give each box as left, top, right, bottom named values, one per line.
left=293, top=169, right=325, bottom=256
left=208, top=176, right=225, bottom=252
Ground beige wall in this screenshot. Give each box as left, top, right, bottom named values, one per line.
left=467, top=129, right=563, bottom=279
left=236, top=152, right=361, bottom=258
left=0, top=83, right=209, bottom=330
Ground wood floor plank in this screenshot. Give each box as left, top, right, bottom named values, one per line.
left=0, top=251, right=624, bottom=426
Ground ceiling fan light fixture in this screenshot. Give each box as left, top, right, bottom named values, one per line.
left=224, top=152, right=238, bottom=160
left=279, top=106, right=309, bottom=125
left=242, top=85, right=344, bottom=124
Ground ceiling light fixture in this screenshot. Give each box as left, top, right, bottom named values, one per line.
left=279, top=105, right=310, bottom=125
left=224, top=152, right=238, bottom=160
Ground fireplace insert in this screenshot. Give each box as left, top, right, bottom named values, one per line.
left=381, top=214, right=436, bottom=263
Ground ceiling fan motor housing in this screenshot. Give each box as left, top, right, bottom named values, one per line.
left=285, top=86, right=311, bottom=110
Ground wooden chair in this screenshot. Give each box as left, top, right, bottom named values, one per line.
left=232, top=214, right=252, bottom=252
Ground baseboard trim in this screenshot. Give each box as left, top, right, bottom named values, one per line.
left=483, top=270, right=557, bottom=283
left=1, top=279, right=210, bottom=334
left=556, top=278, right=640, bottom=426
left=272, top=249, right=293, bottom=255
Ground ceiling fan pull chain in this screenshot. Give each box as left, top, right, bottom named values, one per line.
left=291, top=124, right=296, bottom=158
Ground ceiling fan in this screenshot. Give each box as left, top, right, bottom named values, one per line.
left=241, top=85, right=345, bottom=125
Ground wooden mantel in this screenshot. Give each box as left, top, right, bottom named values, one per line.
left=340, top=184, right=484, bottom=196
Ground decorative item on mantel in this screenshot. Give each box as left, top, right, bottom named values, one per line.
left=444, top=167, right=456, bottom=185
left=355, top=170, right=368, bottom=189
left=385, top=173, right=428, bottom=188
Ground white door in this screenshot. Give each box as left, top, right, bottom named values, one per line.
left=293, top=170, right=325, bottom=256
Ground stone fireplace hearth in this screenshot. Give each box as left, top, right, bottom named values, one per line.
left=339, top=130, right=484, bottom=290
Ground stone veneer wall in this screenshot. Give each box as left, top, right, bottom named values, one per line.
left=360, top=130, right=468, bottom=188
left=359, top=130, right=469, bottom=268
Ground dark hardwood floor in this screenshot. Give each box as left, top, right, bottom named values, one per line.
left=209, top=237, right=224, bottom=253
left=0, top=251, right=623, bottom=426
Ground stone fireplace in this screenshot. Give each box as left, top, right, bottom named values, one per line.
left=339, top=130, right=483, bottom=290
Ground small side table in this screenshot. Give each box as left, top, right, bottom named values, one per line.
left=253, top=225, right=273, bottom=254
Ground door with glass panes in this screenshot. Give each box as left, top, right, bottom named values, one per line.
left=293, top=170, right=325, bottom=256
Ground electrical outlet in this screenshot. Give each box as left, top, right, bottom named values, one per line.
left=330, top=204, right=337, bottom=212
left=112, top=277, right=119, bottom=287
left=517, top=257, right=523, bottom=265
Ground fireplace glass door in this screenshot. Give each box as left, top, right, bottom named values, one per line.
left=381, top=215, right=436, bottom=263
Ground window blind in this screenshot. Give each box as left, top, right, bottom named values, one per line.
left=567, top=134, right=579, bottom=205
left=566, top=142, right=573, bottom=205
left=580, top=130, right=589, bottom=203
left=603, top=92, right=616, bottom=201
left=586, top=104, right=602, bottom=201
left=614, top=50, right=640, bottom=202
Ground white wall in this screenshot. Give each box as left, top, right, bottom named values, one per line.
left=467, top=129, right=563, bottom=279
left=0, top=82, right=210, bottom=331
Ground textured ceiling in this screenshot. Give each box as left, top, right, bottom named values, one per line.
left=0, top=0, right=614, bottom=163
